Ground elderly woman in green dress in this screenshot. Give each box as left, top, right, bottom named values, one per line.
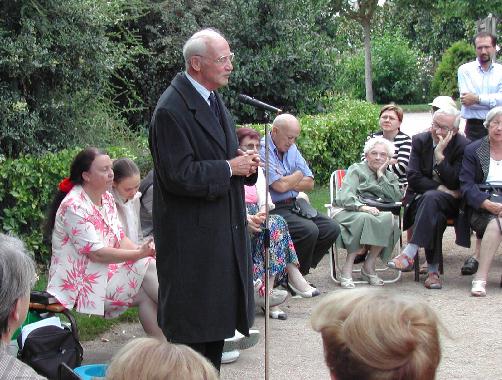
left=334, top=136, right=403, bottom=289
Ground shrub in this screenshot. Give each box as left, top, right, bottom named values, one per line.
left=332, top=32, right=427, bottom=104
left=430, top=40, right=475, bottom=98
left=245, top=98, right=380, bottom=184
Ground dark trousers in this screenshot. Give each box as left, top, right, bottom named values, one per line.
left=465, top=119, right=487, bottom=141
left=272, top=204, right=340, bottom=275
left=186, top=340, right=224, bottom=372
left=408, top=190, right=459, bottom=264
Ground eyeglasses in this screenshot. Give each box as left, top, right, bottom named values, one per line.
left=431, top=121, right=455, bottom=132
left=240, top=143, right=260, bottom=151
left=489, top=121, right=502, bottom=128
left=196, top=52, right=235, bottom=66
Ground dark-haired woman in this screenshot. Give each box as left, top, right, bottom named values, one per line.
left=112, top=158, right=143, bottom=244
left=46, top=148, right=163, bottom=338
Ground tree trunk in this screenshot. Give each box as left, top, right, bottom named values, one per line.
left=362, top=19, right=374, bottom=103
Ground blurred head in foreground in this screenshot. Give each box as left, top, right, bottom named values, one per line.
left=311, top=289, right=442, bottom=380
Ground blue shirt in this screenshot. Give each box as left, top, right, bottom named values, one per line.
left=185, top=71, right=211, bottom=105
left=260, top=133, right=313, bottom=203
left=458, top=59, right=502, bottom=120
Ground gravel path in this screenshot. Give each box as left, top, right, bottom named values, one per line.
left=82, top=113, right=500, bottom=380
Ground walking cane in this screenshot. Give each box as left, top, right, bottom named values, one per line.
left=238, top=95, right=281, bottom=380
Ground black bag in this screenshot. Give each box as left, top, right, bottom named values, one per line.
left=291, top=198, right=318, bottom=219
left=358, top=193, right=401, bottom=214
left=17, top=324, right=83, bottom=380
left=478, top=184, right=502, bottom=204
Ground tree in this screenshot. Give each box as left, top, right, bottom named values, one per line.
left=329, top=0, right=379, bottom=103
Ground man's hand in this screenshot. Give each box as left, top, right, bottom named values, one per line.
left=434, top=130, right=453, bottom=164
left=460, top=92, right=479, bottom=107
left=437, top=184, right=460, bottom=199
left=229, top=151, right=260, bottom=176
left=359, top=205, right=380, bottom=215
left=481, top=199, right=502, bottom=216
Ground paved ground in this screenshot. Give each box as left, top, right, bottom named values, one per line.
left=82, top=113, right=500, bottom=380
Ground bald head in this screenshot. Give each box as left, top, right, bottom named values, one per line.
left=271, top=113, right=301, bottom=153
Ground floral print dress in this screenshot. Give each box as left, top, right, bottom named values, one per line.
left=47, top=185, right=154, bottom=318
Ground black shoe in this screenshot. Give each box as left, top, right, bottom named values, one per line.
left=353, top=253, right=367, bottom=265
left=461, top=257, right=479, bottom=275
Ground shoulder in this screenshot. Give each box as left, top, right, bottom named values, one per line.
left=412, top=131, right=431, bottom=145
left=458, top=60, right=477, bottom=72
left=396, top=131, right=411, bottom=141
left=452, top=133, right=470, bottom=149
left=464, top=138, right=483, bottom=155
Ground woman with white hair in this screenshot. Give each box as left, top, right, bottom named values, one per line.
left=333, top=137, right=403, bottom=288
left=460, top=106, right=502, bottom=296
left=0, top=234, right=46, bottom=379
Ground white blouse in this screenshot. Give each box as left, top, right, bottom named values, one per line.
left=486, top=157, right=502, bottom=185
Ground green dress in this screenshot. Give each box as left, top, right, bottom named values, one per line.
left=334, top=162, right=403, bottom=261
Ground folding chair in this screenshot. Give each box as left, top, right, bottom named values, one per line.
left=325, top=169, right=402, bottom=284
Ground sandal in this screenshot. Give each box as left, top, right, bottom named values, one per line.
left=471, top=279, right=487, bottom=297
left=340, top=275, right=355, bottom=289
left=387, top=253, right=414, bottom=272
left=361, top=266, right=384, bottom=286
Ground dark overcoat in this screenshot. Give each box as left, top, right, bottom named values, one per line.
left=149, top=72, right=255, bottom=343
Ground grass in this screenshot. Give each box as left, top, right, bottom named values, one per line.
left=30, top=185, right=333, bottom=342
left=33, top=273, right=139, bottom=341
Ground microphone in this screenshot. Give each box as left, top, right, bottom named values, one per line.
left=238, top=94, right=282, bottom=113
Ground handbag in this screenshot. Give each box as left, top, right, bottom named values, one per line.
left=17, top=324, right=83, bottom=380
left=358, top=193, right=401, bottom=214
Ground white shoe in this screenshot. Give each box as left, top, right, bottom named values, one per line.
left=254, top=279, right=288, bottom=307
left=223, top=329, right=260, bottom=352
left=221, top=350, right=240, bottom=364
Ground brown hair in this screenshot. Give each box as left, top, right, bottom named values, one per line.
left=106, top=337, right=219, bottom=380
left=236, top=127, right=261, bottom=144
left=474, top=31, right=496, bottom=47
left=311, top=289, right=442, bottom=380
left=379, top=104, right=404, bottom=123
left=112, top=158, right=140, bottom=184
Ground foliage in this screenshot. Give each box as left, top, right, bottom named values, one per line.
left=0, top=144, right=149, bottom=265
left=246, top=97, right=380, bottom=184
left=431, top=41, right=475, bottom=98
left=332, top=32, right=426, bottom=104
left=0, top=0, right=139, bottom=158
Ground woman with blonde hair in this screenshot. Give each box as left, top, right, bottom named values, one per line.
left=106, top=337, right=218, bottom=380
left=311, top=289, right=442, bottom=380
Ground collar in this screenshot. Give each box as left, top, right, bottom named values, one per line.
left=185, top=71, right=211, bottom=104
left=476, top=58, right=494, bottom=73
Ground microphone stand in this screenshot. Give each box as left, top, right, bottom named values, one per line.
left=263, top=110, right=271, bottom=380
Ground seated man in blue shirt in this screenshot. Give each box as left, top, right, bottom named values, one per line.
left=260, top=114, right=340, bottom=295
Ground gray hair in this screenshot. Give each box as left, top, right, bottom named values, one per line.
left=182, top=28, right=224, bottom=70
left=432, top=106, right=461, bottom=129
left=0, top=234, right=36, bottom=337
left=484, top=106, right=502, bottom=128
left=363, top=136, right=395, bottom=157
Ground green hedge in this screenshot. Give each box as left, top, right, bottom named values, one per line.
left=0, top=99, right=378, bottom=265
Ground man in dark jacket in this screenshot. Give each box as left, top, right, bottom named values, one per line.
left=387, top=106, right=470, bottom=289
left=149, top=28, right=259, bottom=370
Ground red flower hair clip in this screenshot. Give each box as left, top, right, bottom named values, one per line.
left=58, top=177, right=74, bottom=193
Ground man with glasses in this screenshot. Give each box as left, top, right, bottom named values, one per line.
left=388, top=107, right=470, bottom=289
left=149, top=28, right=259, bottom=370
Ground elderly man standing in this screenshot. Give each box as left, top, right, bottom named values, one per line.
left=458, top=31, right=502, bottom=275
left=149, top=28, right=259, bottom=370
left=261, top=114, right=340, bottom=295
left=388, top=107, right=470, bottom=289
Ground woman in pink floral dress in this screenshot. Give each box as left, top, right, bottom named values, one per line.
left=45, top=148, right=163, bottom=338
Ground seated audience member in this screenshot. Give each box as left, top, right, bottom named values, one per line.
left=112, top=158, right=143, bottom=244
left=0, top=234, right=46, bottom=380
left=311, top=289, right=442, bottom=380
left=429, top=96, right=457, bottom=114
left=387, top=107, right=470, bottom=289
left=260, top=114, right=340, bottom=281
left=106, top=337, right=218, bottom=380
left=45, top=148, right=163, bottom=338
left=335, top=137, right=403, bottom=289
left=139, top=170, right=154, bottom=239
left=361, top=104, right=411, bottom=189
left=460, top=107, right=502, bottom=297
left=238, top=127, right=317, bottom=310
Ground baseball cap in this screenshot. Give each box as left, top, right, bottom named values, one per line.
left=428, top=96, right=457, bottom=110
